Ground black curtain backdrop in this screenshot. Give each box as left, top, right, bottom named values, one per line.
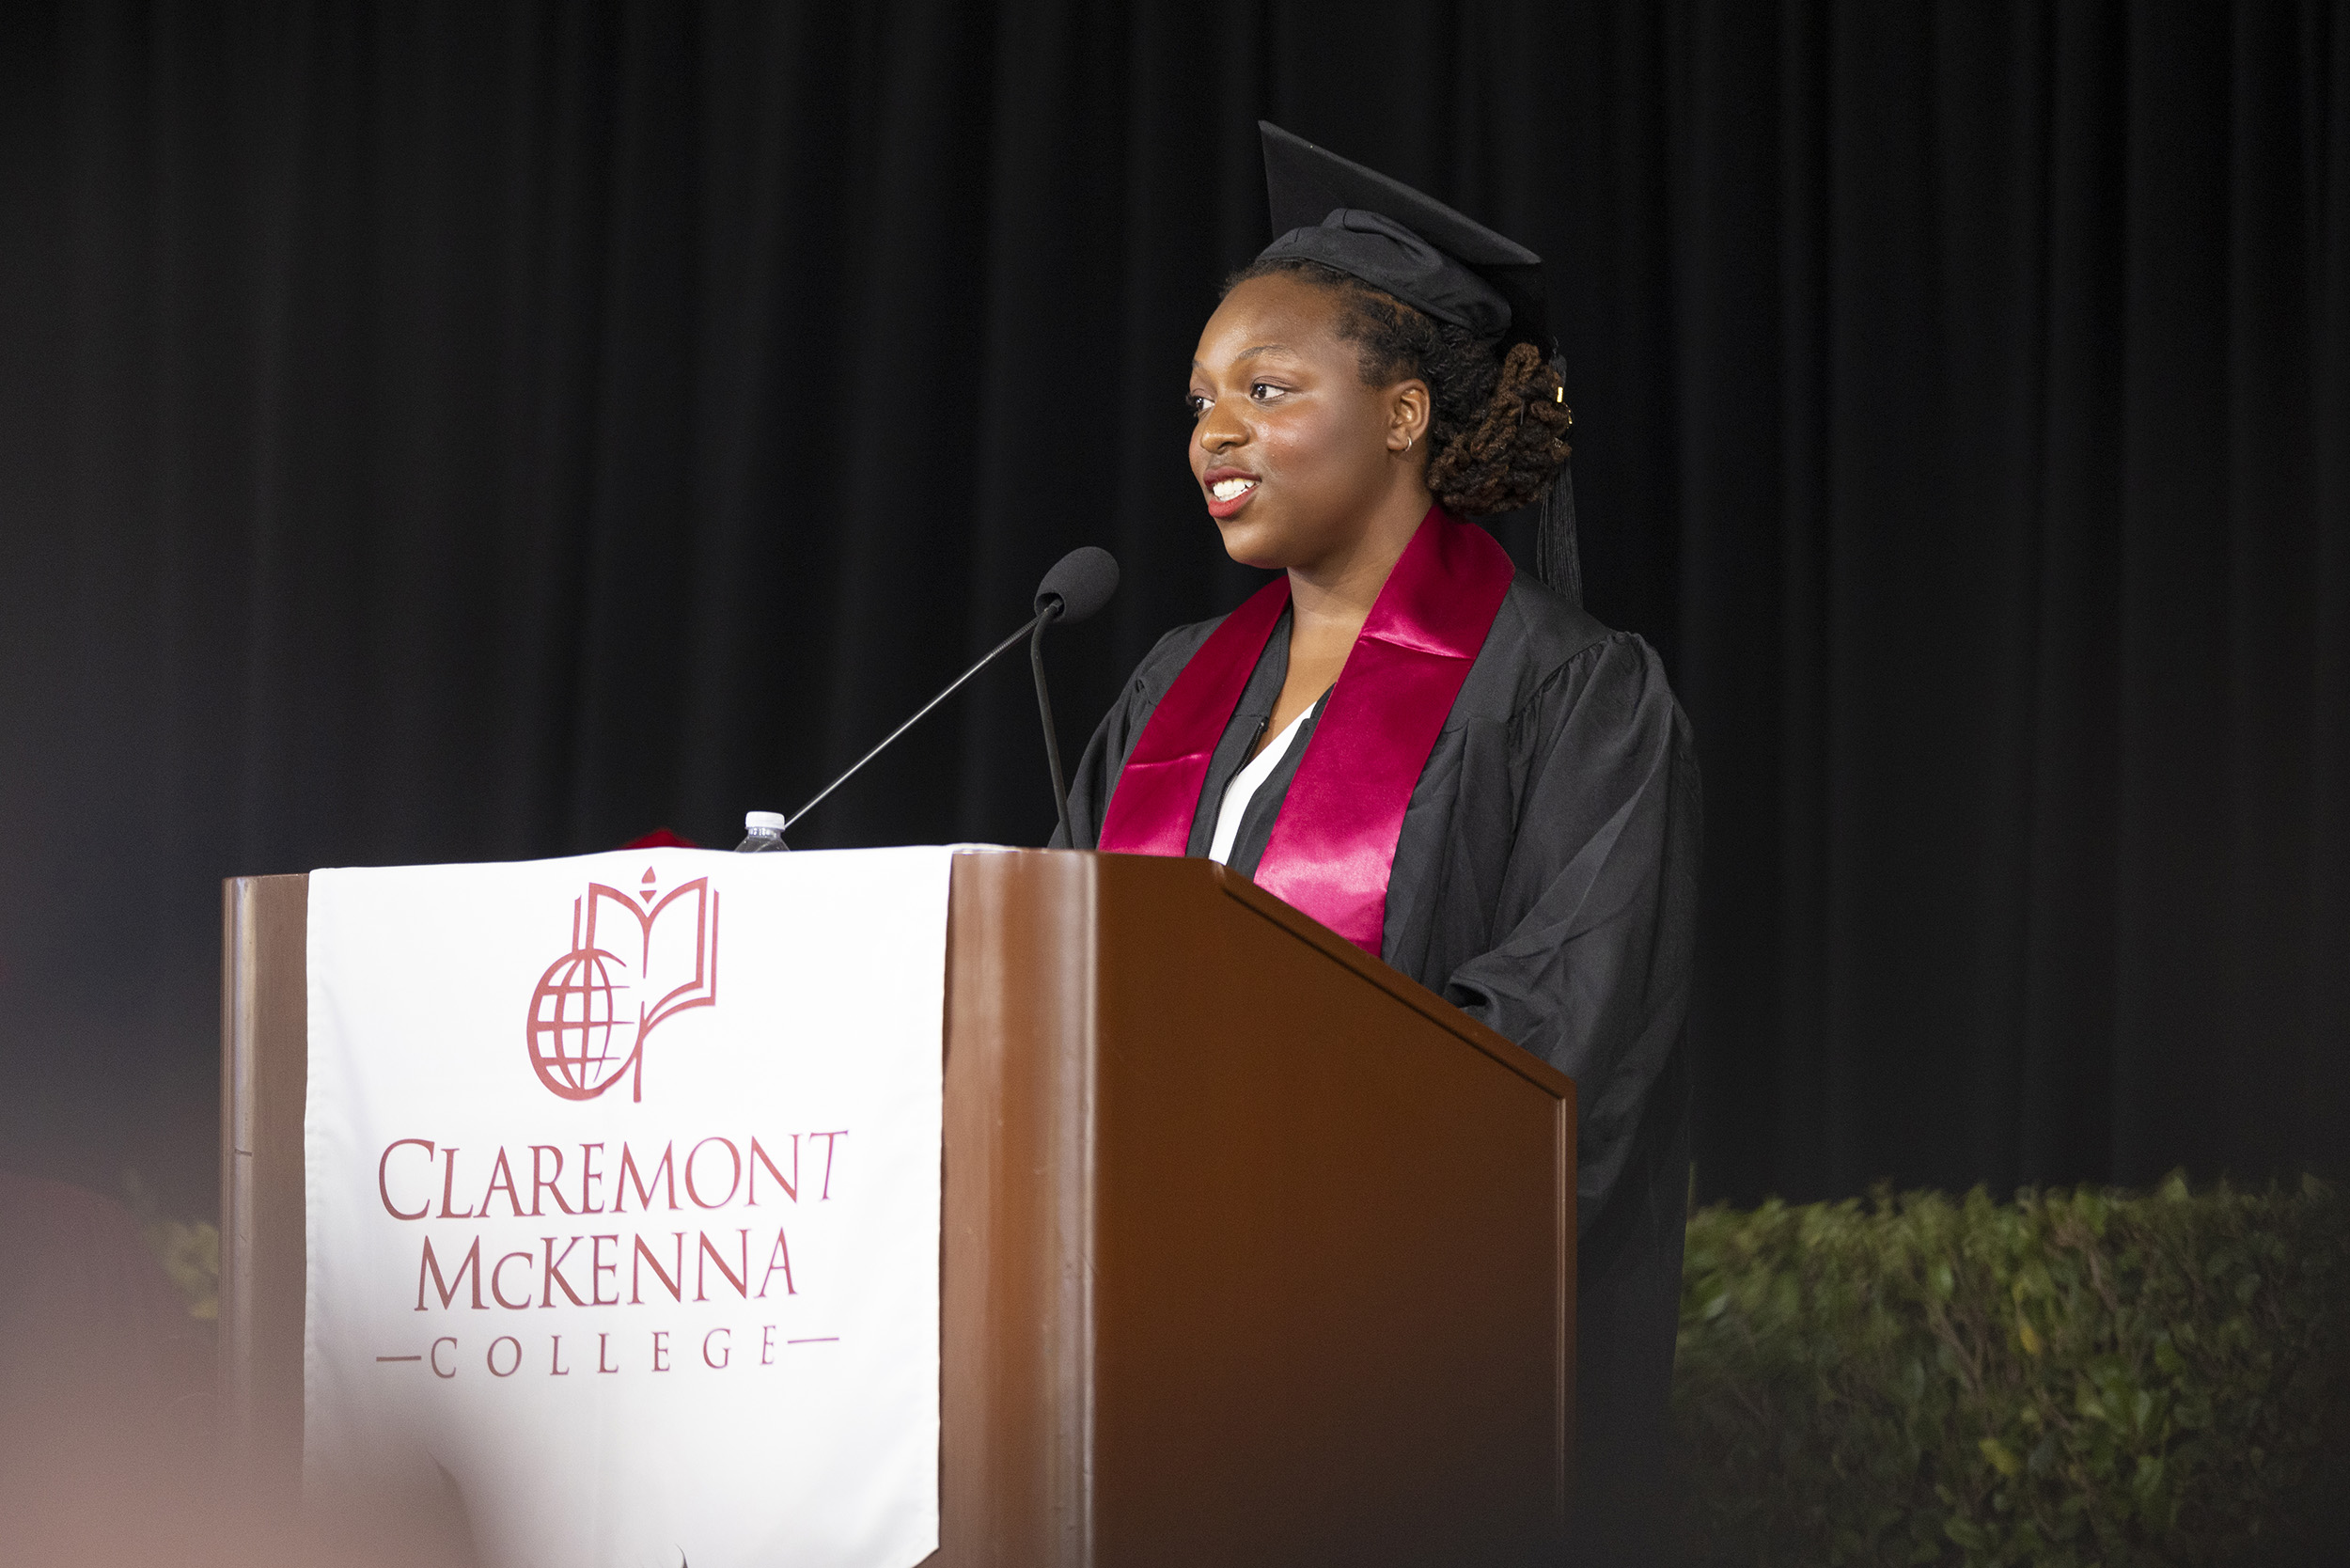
left=0, top=3, right=2342, bottom=1219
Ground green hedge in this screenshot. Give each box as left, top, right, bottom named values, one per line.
left=1672, top=1175, right=2348, bottom=1567
left=123, top=1168, right=220, bottom=1324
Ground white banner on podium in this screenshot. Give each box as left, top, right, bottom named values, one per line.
left=305, top=846, right=952, bottom=1568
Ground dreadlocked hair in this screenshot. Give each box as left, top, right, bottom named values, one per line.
left=1225, top=257, right=1573, bottom=517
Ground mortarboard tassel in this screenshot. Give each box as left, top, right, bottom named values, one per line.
left=1535, top=464, right=1583, bottom=609
left=1535, top=354, right=1583, bottom=607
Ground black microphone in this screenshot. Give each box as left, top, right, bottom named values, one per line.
left=754, top=547, right=1120, bottom=846
left=1028, top=546, right=1120, bottom=846
left=1033, top=544, right=1120, bottom=624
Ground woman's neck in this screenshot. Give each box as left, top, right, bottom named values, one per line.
left=1253, top=483, right=1435, bottom=755
left=1285, top=483, right=1434, bottom=635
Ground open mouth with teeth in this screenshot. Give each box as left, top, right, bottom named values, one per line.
left=1210, top=477, right=1257, bottom=502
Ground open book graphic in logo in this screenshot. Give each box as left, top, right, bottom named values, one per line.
left=525, top=867, right=720, bottom=1102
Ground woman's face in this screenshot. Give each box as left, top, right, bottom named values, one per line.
left=1187, top=273, right=1427, bottom=572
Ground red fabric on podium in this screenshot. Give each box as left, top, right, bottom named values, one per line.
left=619, top=827, right=698, bottom=850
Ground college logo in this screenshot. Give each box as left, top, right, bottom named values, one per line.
left=525, top=866, right=720, bottom=1102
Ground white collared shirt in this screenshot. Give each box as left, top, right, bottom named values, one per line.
left=1207, top=705, right=1314, bottom=866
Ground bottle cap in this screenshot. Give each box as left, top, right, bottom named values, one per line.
left=744, top=810, right=788, bottom=832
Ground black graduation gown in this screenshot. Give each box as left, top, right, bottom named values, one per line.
left=1058, top=572, right=1702, bottom=1545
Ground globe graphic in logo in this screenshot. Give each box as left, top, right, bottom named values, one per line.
left=527, top=946, right=639, bottom=1100
left=525, top=873, right=720, bottom=1103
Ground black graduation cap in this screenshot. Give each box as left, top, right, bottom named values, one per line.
left=1253, top=121, right=1582, bottom=604
left=1256, top=120, right=1551, bottom=352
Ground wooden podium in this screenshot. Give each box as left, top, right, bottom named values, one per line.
left=223, top=850, right=1575, bottom=1565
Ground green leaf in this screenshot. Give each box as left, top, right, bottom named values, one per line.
left=1981, top=1436, right=2022, bottom=1477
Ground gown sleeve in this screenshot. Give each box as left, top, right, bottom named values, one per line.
left=1437, top=634, right=1703, bottom=1239
left=1053, top=686, right=1135, bottom=850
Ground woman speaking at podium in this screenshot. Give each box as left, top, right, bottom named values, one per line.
left=1058, top=124, right=1700, bottom=1557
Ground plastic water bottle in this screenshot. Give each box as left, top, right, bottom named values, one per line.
left=735, top=810, right=790, bottom=852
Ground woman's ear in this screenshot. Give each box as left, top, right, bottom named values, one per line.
left=1388, top=381, right=1432, bottom=453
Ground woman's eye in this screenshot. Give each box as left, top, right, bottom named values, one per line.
left=1250, top=382, right=1287, bottom=401
left=1186, top=393, right=1212, bottom=416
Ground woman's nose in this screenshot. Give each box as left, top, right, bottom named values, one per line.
left=1198, top=402, right=1245, bottom=451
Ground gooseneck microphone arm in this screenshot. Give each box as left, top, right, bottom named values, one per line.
left=1021, top=546, right=1116, bottom=846
left=1030, top=602, right=1072, bottom=845
left=781, top=615, right=1040, bottom=834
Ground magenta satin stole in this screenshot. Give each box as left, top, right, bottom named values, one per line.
left=1097, top=507, right=1514, bottom=953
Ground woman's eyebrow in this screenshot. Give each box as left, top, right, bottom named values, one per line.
left=1190, top=344, right=1292, bottom=368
